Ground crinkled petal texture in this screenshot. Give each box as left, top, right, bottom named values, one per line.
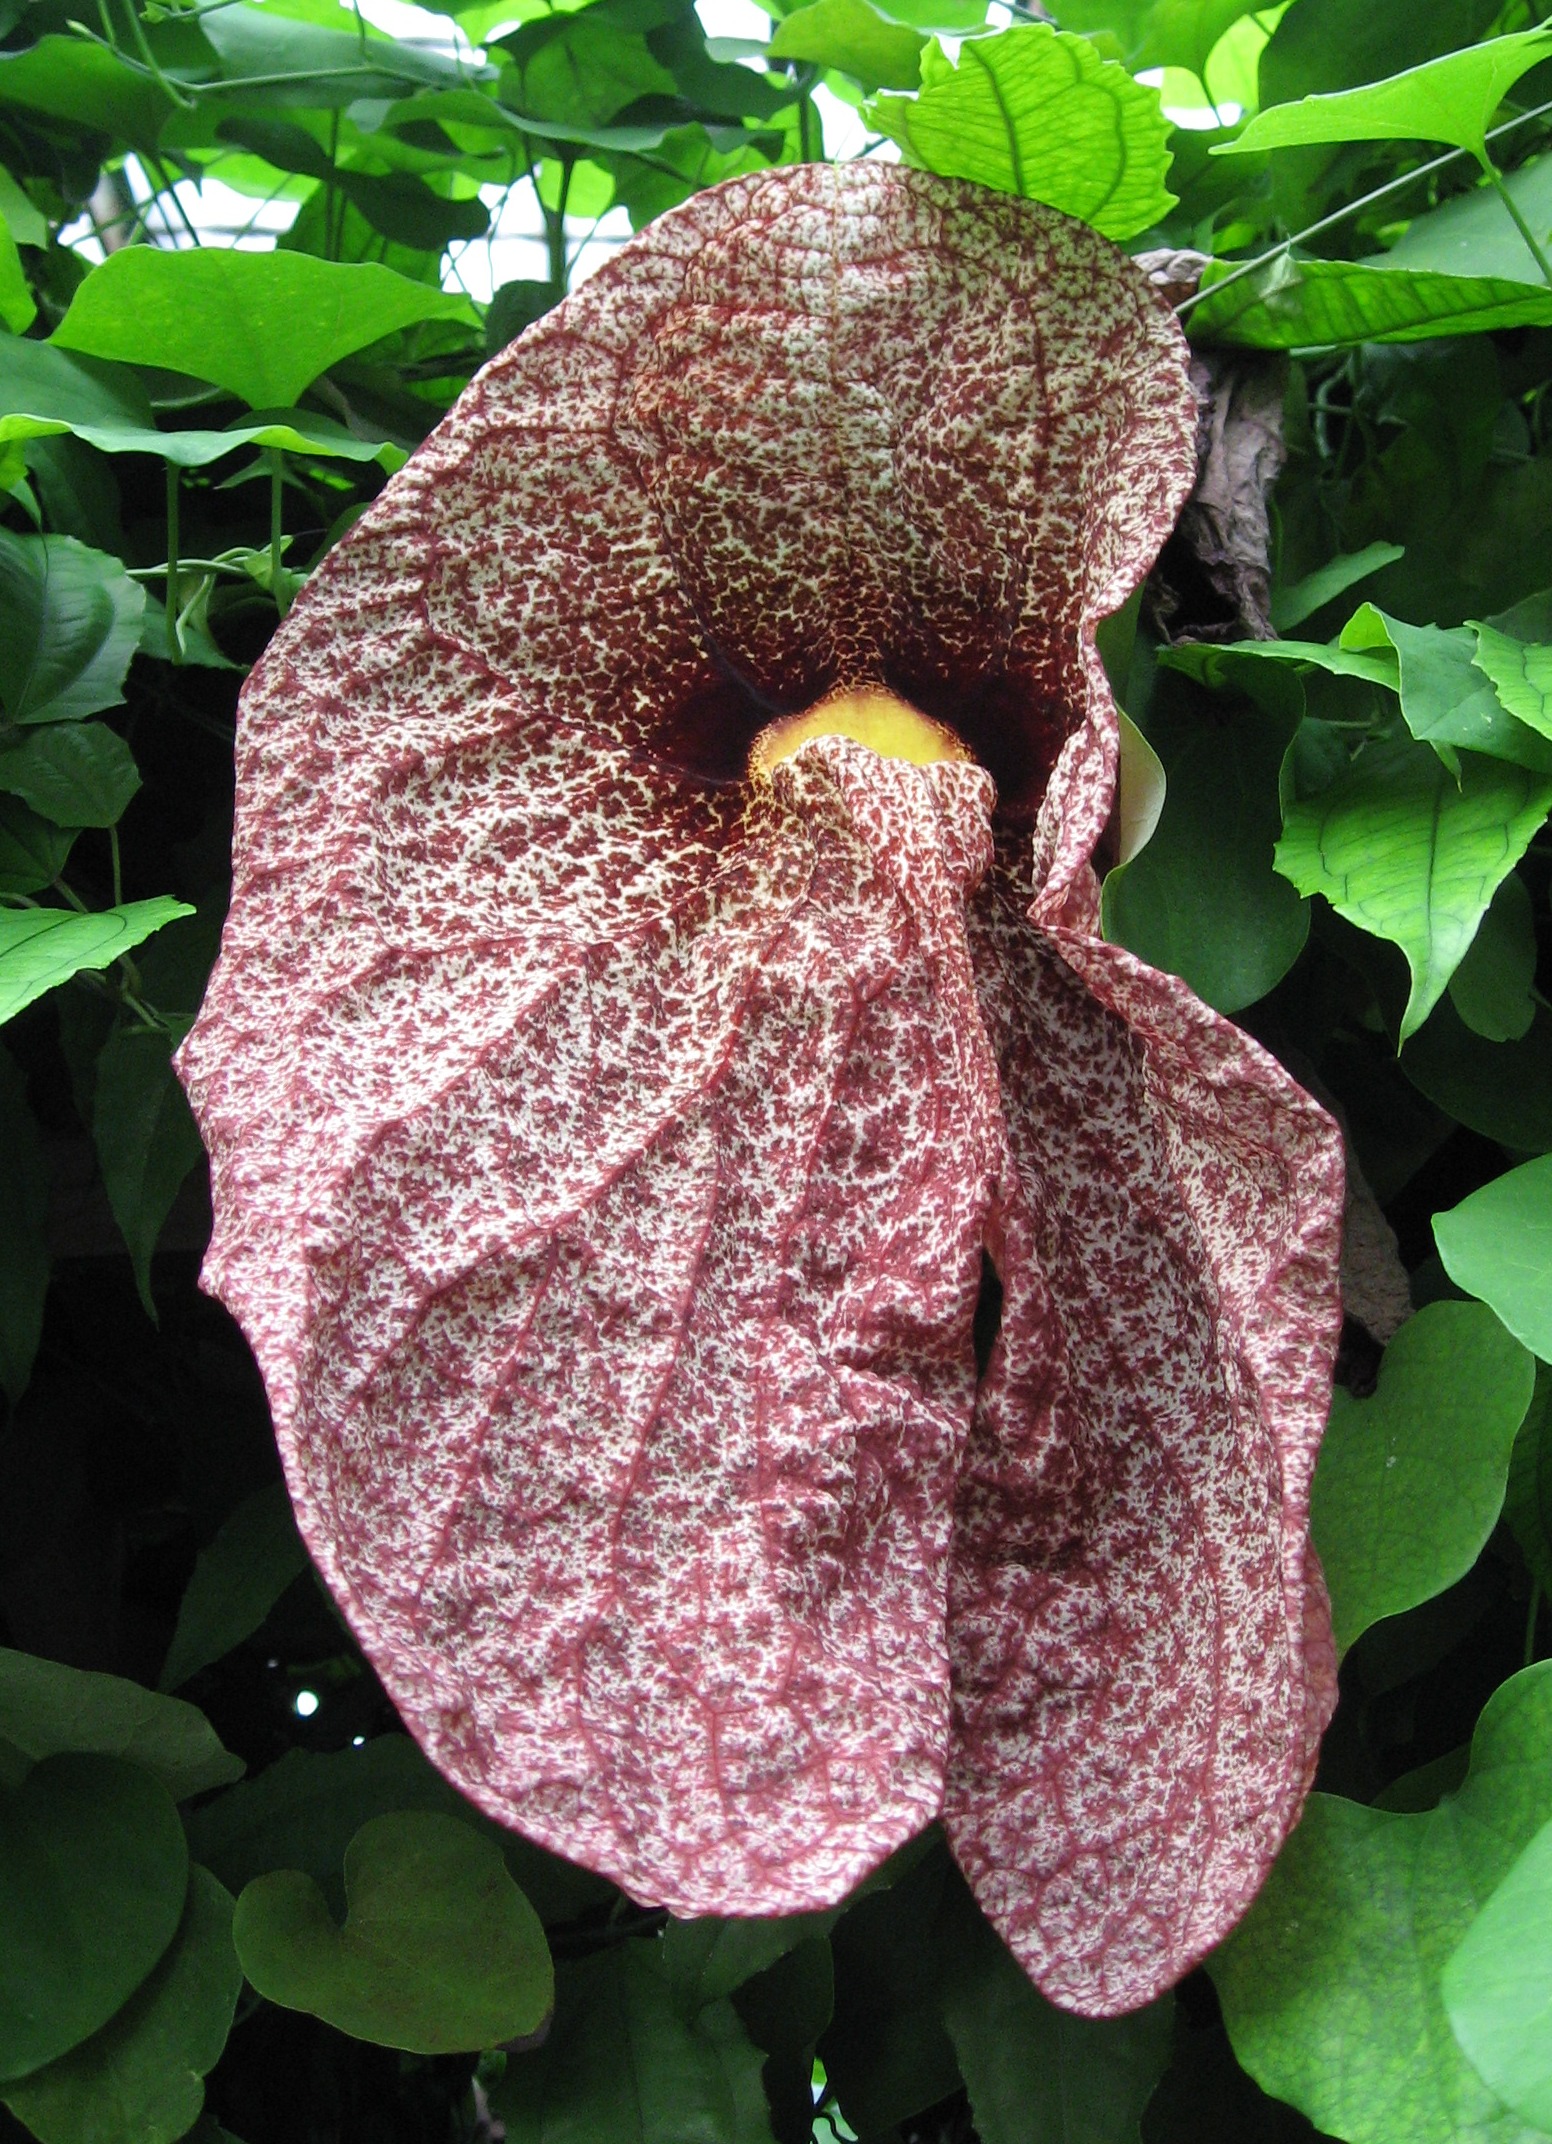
left=179, top=162, right=1344, bottom=2015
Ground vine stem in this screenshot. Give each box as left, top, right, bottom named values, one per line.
left=268, top=448, right=290, bottom=616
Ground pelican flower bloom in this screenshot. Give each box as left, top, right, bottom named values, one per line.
left=178, top=163, right=1345, bottom=2017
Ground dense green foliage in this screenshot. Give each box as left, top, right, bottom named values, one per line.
left=2, top=0, right=1552, bottom=2137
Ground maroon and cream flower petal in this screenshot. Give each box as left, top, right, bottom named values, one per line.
left=178, top=163, right=1343, bottom=2013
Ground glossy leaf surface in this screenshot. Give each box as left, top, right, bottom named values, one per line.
left=1435, top=1156, right=1552, bottom=1363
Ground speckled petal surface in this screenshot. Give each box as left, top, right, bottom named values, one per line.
left=946, top=857, right=1343, bottom=2016
left=179, top=160, right=1341, bottom=1997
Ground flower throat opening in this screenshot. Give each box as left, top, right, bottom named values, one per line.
left=748, top=688, right=974, bottom=781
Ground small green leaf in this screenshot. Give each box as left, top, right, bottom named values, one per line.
left=1188, top=254, right=1552, bottom=349
left=871, top=23, right=1176, bottom=239
left=1355, top=607, right=1552, bottom=772
left=93, top=1023, right=207, bottom=1319
left=1274, top=734, right=1552, bottom=1041
left=0, top=899, right=194, bottom=1028
left=1270, top=542, right=1406, bottom=633
left=1311, top=1300, right=1534, bottom=1653
left=1403, top=995, right=1552, bottom=1155
left=1216, top=28, right=1552, bottom=164
left=1435, top=1156, right=1552, bottom=1365
left=0, top=1647, right=242, bottom=1799
left=491, top=1942, right=770, bottom=2143
left=1443, top=1814, right=1552, bottom=2130
left=1472, top=621, right=1552, bottom=741
left=189, top=1735, right=610, bottom=1929
left=769, top=0, right=925, bottom=89
left=52, top=251, right=470, bottom=412
left=0, top=1754, right=188, bottom=2084
left=485, top=279, right=561, bottom=358
left=934, top=1866, right=1172, bottom=2144
left=0, top=795, right=74, bottom=897
left=0, top=723, right=141, bottom=828
left=234, top=1812, right=553, bottom=2054
left=159, top=1484, right=308, bottom=1693
left=1, top=1866, right=241, bottom=2144
left=1447, top=870, right=1536, bottom=1041
left=1214, top=1662, right=1552, bottom=2144
left=0, top=532, right=143, bottom=726
left=661, top=1911, right=838, bottom=2015
left=0, top=1043, right=47, bottom=1404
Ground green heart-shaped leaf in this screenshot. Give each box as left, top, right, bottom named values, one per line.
left=233, top=1811, right=553, bottom=2054
left=0, top=1754, right=189, bottom=2083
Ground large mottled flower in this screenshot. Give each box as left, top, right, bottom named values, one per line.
left=178, top=163, right=1345, bottom=2017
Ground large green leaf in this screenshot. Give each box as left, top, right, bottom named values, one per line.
left=1, top=1867, right=240, bottom=2144
left=769, top=0, right=925, bottom=88
left=234, top=1812, right=553, bottom=2053
left=0, top=1754, right=188, bottom=2084
left=1188, top=254, right=1552, bottom=349
left=0, top=218, right=33, bottom=339
left=1218, top=28, right=1552, bottom=164
left=1274, top=735, right=1552, bottom=1041
left=871, top=23, right=1175, bottom=239
left=1435, top=1157, right=1552, bottom=1365
left=0, top=1042, right=47, bottom=1405
left=159, top=1484, right=309, bottom=1694
left=1443, top=1813, right=1552, bottom=2131
left=1212, top=1661, right=1552, bottom=2144
left=819, top=1849, right=961, bottom=2137
left=0, top=899, right=195, bottom=1030
left=92, top=1023, right=207, bottom=1319
left=1101, top=685, right=1308, bottom=1014
left=52, top=251, right=470, bottom=412
left=0, top=533, right=143, bottom=727
left=491, top=1941, right=773, bottom=2143
left=0, top=796, right=74, bottom=899
left=1310, top=1300, right=1534, bottom=1653
left=0, top=1647, right=242, bottom=1800
left=934, top=1867, right=1173, bottom=2144
left=0, top=37, right=181, bottom=145
left=0, top=723, right=141, bottom=828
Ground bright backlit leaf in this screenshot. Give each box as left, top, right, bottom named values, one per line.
left=1443, top=1812, right=1552, bottom=2130
left=52, top=251, right=470, bottom=412
left=769, top=0, right=925, bottom=88
left=871, top=24, right=1176, bottom=237
left=0, top=532, right=143, bottom=726
left=1436, top=1156, right=1552, bottom=1365
left=0, top=899, right=195, bottom=1028
left=1, top=1867, right=240, bottom=2144
left=1274, top=734, right=1552, bottom=1041
left=1187, top=254, right=1552, bottom=349
left=0, top=1754, right=188, bottom=2084
left=1214, top=1662, right=1552, bottom=2144
left=159, top=1485, right=309, bottom=1693
left=1310, top=1300, right=1534, bottom=1653
left=1216, top=28, right=1552, bottom=164
left=0, top=1647, right=242, bottom=1800
left=234, top=1812, right=553, bottom=2053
